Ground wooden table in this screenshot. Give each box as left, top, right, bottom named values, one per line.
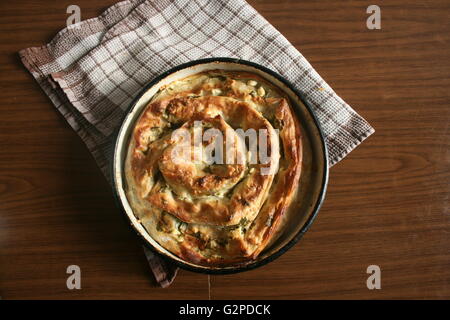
left=0, top=0, right=449, bottom=299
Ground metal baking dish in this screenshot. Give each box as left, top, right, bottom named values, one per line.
left=112, top=58, right=329, bottom=274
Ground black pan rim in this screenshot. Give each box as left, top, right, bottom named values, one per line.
left=111, top=57, right=329, bottom=275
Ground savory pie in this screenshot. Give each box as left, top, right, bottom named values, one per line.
left=125, top=70, right=302, bottom=266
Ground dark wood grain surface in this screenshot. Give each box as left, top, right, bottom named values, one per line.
left=0, top=0, right=449, bottom=299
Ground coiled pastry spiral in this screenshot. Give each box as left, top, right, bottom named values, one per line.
left=125, top=70, right=302, bottom=266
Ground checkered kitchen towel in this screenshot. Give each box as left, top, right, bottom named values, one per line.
left=20, top=0, right=374, bottom=287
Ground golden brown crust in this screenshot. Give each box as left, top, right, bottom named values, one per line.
left=125, top=70, right=302, bottom=266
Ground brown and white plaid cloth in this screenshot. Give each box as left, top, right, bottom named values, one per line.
left=20, top=0, right=374, bottom=287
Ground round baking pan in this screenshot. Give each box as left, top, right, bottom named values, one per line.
left=112, top=58, right=329, bottom=274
